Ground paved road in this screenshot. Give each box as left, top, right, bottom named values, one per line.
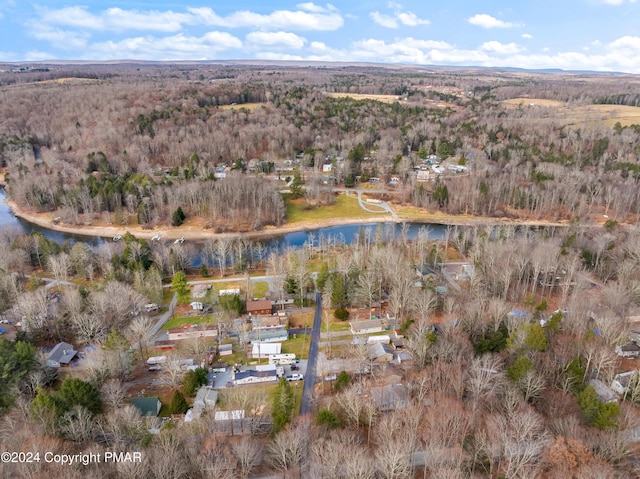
left=354, top=190, right=398, bottom=218
left=145, top=292, right=177, bottom=344
left=299, top=291, right=322, bottom=416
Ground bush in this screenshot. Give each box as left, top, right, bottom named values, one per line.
left=334, top=371, right=351, bottom=391
left=334, top=307, right=349, bottom=321
left=316, top=408, right=342, bottom=428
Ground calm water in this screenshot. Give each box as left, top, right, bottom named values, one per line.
left=0, top=188, right=450, bottom=262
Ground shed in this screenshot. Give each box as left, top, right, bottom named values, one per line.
left=132, top=397, right=162, bottom=417
left=218, top=344, right=233, bottom=356
left=46, top=342, right=77, bottom=368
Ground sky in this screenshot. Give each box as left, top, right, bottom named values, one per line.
left=2, top=0, right=640, bottom=73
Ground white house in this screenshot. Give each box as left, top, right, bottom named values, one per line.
left=251, top=342, right=281, bottom=359
left=234, top=365, right=278, bottom=385
left=350, top=319, right=383, bottom=335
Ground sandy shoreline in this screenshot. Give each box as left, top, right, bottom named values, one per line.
left=3, top=194, right=574, bottom=243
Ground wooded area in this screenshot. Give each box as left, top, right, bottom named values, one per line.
left=2, top=63, right=640, bottom=478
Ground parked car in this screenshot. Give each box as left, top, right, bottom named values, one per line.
left=290, top=365, right=299, bottom=371
left=286, top=373, right=304, bottom=382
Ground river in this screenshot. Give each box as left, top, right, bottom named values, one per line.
left=0, top=189, right=451, bottom=252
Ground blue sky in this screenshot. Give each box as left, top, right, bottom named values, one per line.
left=2, top=0, right=640, bottom=72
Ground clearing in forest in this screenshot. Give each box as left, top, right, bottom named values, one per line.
left=327, top=92, right=401, bottom=103
left=504, top=97, right=640, bottom=127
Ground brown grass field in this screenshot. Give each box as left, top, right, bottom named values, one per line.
left=504, top=97, right=640, bottom=127
left=328, top=92, right=400, bottom=103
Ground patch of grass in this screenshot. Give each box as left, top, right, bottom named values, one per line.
left=323, top=318, right=351, bottom=332
left=251, top=281, right=269, bottom=298
left=162, top=315, right=216, bottom=331
left=285, top=193, right=382, bottom=223
left=288, top=312, right=314, bottom=328
left=282, top=334, right=310, bottom=359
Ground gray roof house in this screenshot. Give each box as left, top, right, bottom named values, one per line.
left=132, top=397, right=162, bottom=417
left=371, top=383, right=408, bottom=412
left=46, top=342, right=77, bottom=368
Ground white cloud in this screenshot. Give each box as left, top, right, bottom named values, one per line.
left=246, top=31, right=306, bottom=49
left=608, top=35, right=640, bottom=50
left=370, top=4, right=429, bottom=28
left=370, top=12, right=398, bottom=28
left=36, top=6, right=192, bottom=32
left=88, top=32, right=242, bottom=61
left=468, top=14, right=521, bottom=29
left=36, top=4, right=343, bottom=34
left=190, top=5, right=343, bottom=31
left=522, top=33, right=533, bottom=39
left=480, top=41, right=523, bottom=54
left=28, top=25, right=90, bottom=49
left=600, top=0, right=636, bottom=4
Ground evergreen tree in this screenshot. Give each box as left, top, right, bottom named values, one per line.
left=171, top=271, right=191, bottom=304
left=169, top=390, right=189, bottom=414
left=272, top=378, right=294, bottom=434
left=172, top=206, right=186, bottom=226
left=56, top=377, right=102, bottom=415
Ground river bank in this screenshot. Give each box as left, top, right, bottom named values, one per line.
left=3, top=193, right=575, bottom=243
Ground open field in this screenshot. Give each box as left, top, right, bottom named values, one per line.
left=218, top=102, right=264, bottom=111
left=285, top=193, right=382, bottom=223
left=328, top=92, right=400, bottom=103
left=504, top=98, right=640, bottom=127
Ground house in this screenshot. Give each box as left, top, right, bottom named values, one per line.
left=248, top=329, right=288, bottom=344
left=368, top=342, right=394, bottom=363
left=192, top=284, right=211, bottom=299
left=252, top=315, right=287, bottom=331
left=390, top=334, right=405, bottom=350
left=589, top=379, right=618, bottom=403
left=192, top=387, right=218, bottom=418
left=168, top=326, right=218, bottom=341
left=246, top=299, right=273, bottom=316
left=615, top=343, right=640, bottom=357
left=46, top=342, right=77, bottom=368
left=416, top=170, right=431, bottom=182
left=371, top=383, right=408, bottom=412
left=350, top=319, right=383, bottom=335
left=214, top=410, right=245, bottom=421
left=234, top=365, right=278, bottom=385
left=416, top=264, right=436, bottom=280
left=132, top=397, right=162, bottom=417
left=611, top=371, right=637, bottom=395
left=251, top=342, right=282, bottom=359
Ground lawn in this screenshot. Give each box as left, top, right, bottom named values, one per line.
left=281, top=333, right=310, bottom=359
left=162, top=315, right=216, bottom=331
left=323, top=318, right=351, bottom=333
left=285, top=193, right=382, bottom=223
left=251, top=281, right=269, bottom=298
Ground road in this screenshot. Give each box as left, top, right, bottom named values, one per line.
left=299, top=291, right=322, bottom=416
left=353, top=190, right=398, bottom=218
left=145, top=292, right=177, bottom=344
